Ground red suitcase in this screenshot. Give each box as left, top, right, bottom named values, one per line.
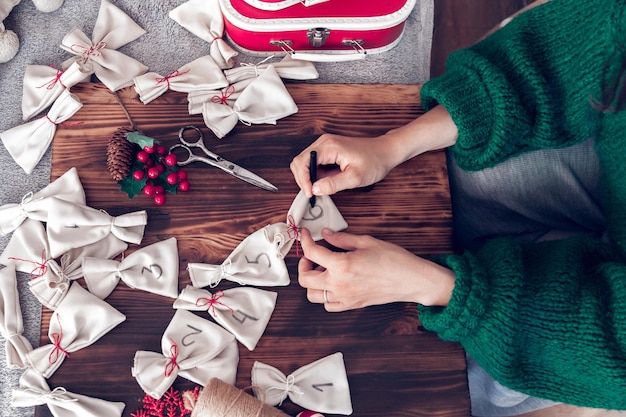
left=219, top=0, right=417, bottom=62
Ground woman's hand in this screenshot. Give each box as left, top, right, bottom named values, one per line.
left=297, top=228, right=456, bottom=312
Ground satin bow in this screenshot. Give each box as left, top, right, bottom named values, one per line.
left=1, top=218, right=128, bottom=309
left=224, top=54, right=320, bottom=83
left=0, top=167, right=85, bottom=236
left=0, top=90, right=82, bottom=174
left=45, top=198, right=147, bottom=259
left=0, top=265, right=33, bottom=369
left=134, top=55, right=228, bottom=105
left=200, top=65, right=298, bottom=138
left=22, top=62, right=90, bottom=121
left=82, top=237, right=179, bottom=299
left=252, top=352, right=353, bottom=415
left=174, top=285, right=277, bottom=350
left=60, top=0, right=148, bottom=91
left=187, top=222, right=293, bottom=288
left=169, top=0, right=238, bottom=69
left=12, top=369, right=126, bottom=417
left=132, top=309, right=239, bottom=399
left=26, top=282, right=126, bottom=378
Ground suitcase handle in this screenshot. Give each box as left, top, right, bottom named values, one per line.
left=271, top=40, right=367, bottom=62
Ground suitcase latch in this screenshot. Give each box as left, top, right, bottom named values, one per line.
left=307, top=28, right=331, bottom=47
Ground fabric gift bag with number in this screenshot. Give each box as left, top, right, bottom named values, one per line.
left=132, top=309, right=239, bottom=399
left=174, top=285, right=277, bottom=350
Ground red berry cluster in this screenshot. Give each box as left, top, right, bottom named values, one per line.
left=132, top=144, right=190, bottom=206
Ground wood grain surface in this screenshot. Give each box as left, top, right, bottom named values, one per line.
left=36, top=82, right=469, bottom=417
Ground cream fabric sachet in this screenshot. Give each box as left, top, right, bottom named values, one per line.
left=22, top=62, right=90, bottom=121
left=82, top=237, right=179, bottom=299
left=12, top=368, right=126, bottom=417
left=0, top=265, right=33, bottom=369
left=0, top=90, right=82, bottom=174
left=252, top=352, right=353, bottom=415
left=188, top=78, right=253, bottom=115
left=200, top=65, right=298, bottom=139
left=224, top=55, right=320, bottom=84
left=60, top=0, right=148, bottom=91
left=0, top=219, right=127, bottom=310
left=174, top=285, right=277, bottom=351
left=45, top=198, right=147, bottom=259
left=133, top=55, right=228, bottom=105
left=132, top=309, right=239, bottom=399
left=0, top=167, right=85, bottom=236
left=27, top=282, right=126, bottom=378
left=169, top=0, right=237, bottom=69
left=287, top=189, right=349, bottom=241
left=187, top=223, right=293, bottom=288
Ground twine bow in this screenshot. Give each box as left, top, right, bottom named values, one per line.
left=156, top=68, right=191, bottom=87
left=211, top=85, right=235, bottom=104
left=24, top=386, right=79, bottom=403
left=164, top=339, right=180, bottom=377
left=70, top=41, right=108, bottom=62
left=287, top=215, right=301, bottom=256
left=9, top=249, right=50, bottom=279
left=48, top=318, right=70, bottom=365
left=195, top=290, right=235, bottom=317
left=37, top=65, right=66, bottom=90
left=266, top=374, right=303, bottom=406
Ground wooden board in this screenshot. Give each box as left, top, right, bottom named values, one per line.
left=38, top=82, right=469, bottom=417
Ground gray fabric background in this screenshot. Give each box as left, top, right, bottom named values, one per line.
left=0, top=1, right=433, bottom=415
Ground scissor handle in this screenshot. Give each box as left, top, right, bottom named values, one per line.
left=168, top=143, right=196, bottom=166
left=178, top=125, right=205, bottom=147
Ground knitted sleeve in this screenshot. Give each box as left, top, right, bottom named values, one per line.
left=420, top=0, right=612, bottom=171
left=418, top=236, right=626, bottom=409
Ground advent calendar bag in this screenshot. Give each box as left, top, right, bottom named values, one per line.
left=220, top=0, right=417, bottom=62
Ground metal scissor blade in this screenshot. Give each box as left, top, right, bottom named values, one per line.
left=213, top=159, right=279, bottom=192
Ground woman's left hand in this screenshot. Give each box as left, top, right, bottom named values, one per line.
left=297, top=228, right=456, bottom=312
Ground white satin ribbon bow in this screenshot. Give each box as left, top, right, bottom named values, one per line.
left=22, top=62, right=90, bottom=121
left=200, top=65, right=298, bottom=138
left=12, top=369, right=126, bottom=417
left=169, top=0, right=238, bottom=69
left=224, top=55, right=319, bottom=83
left=60, top=0, right=148, bottom=91
left=0, top=90, right=82, bottom=174
left=27, top=282, right=126, bottom=378
left=1, top=219, right=128, bottom=309
left=132, top=309, right=239, bottom=399
left=45, top=198, right=147, bottom=259
left=0, top=167, right=85, bottom=236
left=82, top=237, right=179, bottom=300
left=133, top=55, right=228, bottom=105
left=187, top=222, right=293, bottom=288
left=0, top=265, right=33, bottom=369
left=174, top=285, right=277, bottom=351
left=252, top=352, right=353, bottom=415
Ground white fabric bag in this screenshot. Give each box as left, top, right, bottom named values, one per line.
left=174, top=285, right=277, bottom=350
left=0, top=265, right=33, bottom=369
left=132, top=309, right=239, bottom=399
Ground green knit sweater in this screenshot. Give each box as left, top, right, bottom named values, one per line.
left=418, top=0, right=626, bottom=409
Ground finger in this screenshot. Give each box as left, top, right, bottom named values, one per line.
left=321, top=228, right=365, bottom=251
left=289, top=155, right=313, bottom=198
left=299, top=228, right=337, bottom=268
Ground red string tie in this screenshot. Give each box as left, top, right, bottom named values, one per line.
left=195, top=290, right=234, bottom=317
left=210, top=36, right=222, bottom=44
left=48, top=317, right=70, bottom=365
left=43, top=115, right=84, bottom=128
left=211, top=85, right=235, bottom=105
left=9, top=249, right=49, bottom=279
left=164, top=339, right=180, bottom=377
left=287, top=215, right=301, bottom=256
left=37, top=65, right=67, bottom=90
left=155, top=68, right=191, bottom=88
left=70, top=41, right=107, bottom=59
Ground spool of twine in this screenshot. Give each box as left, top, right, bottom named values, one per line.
left=191, top=378, right=290, bottom=417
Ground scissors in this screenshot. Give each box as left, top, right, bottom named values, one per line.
left=169, top=125, right=278, bottom=192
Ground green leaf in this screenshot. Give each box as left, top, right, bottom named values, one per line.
left=118, top=160, right=146, bottom=199
left=126, top=131, right=160, bottom=149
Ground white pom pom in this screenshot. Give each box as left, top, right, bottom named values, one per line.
left=31, top=0, right=64, bottom=13
left=0, top=23, right=19, bottom=63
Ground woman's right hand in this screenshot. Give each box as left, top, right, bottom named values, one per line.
left=289, top=133, right=398, bottom=198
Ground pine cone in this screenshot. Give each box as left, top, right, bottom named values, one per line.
left=106, top=126, right=138, bottom=181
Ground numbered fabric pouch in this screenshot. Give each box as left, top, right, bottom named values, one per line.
left=0, top=266, right=33, bottom=369
left=174, top=285, right=277, bottom=350
left=82, top=237, right=179, bottom=300
left=132, top=309, right=239, bottom=399
left=219, top=0, right=417, bottom=62
left=252, top=352, right=353, bottom=415
left=287, top=189, right=348, bottom=241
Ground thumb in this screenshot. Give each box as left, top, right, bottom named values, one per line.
left=321, top=229, right=362, bottom=251
left=313, top=170, right=361, bottom=196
